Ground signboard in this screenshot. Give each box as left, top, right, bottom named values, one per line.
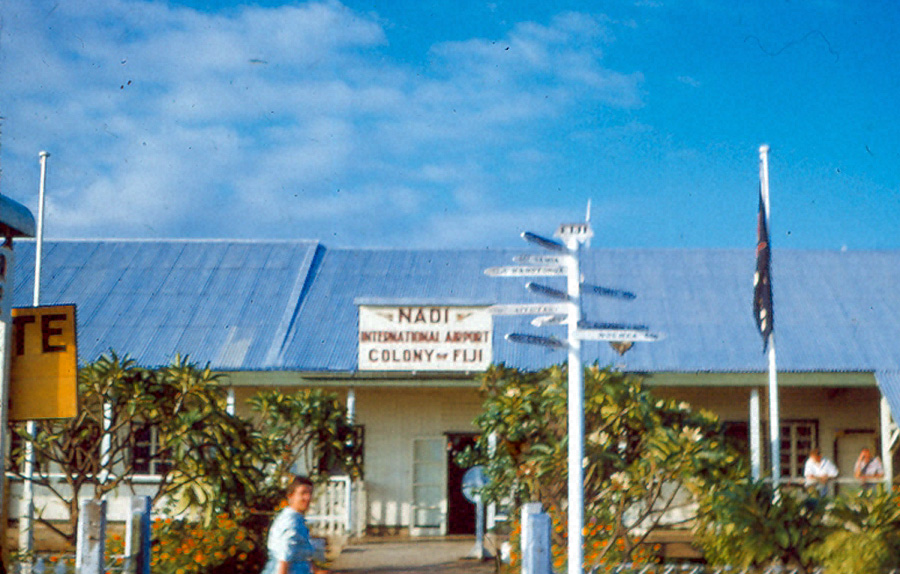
left=488, top=303, right=569, bottom=316
left=9, top=305, right=78, bottom=420
left=512, top=254, right=568, bottom=265
left=462, top=465, right=487, bottom=503
left=575, top=328, right=660, bottom=342
left=484, top=265, right=566, bottom=277
left=359, top=305, right=492, bottom=372
left=555, top=222, right=593, bottom=243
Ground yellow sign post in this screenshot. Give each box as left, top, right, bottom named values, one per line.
left=9, top=305, right=78, bottom=420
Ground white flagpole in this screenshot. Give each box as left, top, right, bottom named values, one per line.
left=20, top=151, right=49, bottom=570
left=759, top=145, right=781, bottom=490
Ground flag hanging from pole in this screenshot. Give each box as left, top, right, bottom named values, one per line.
left=753, top=183, right=773, bottom=351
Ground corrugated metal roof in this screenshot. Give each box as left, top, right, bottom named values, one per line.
left=9, top=240, right=900, bottom=374
left=10, top=240, right=321, bottom=369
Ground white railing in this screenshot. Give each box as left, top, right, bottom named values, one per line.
left=305, top=476, right=366, bottom=538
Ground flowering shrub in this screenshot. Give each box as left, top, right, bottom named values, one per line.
left=150, top=513, right=264, bottom=574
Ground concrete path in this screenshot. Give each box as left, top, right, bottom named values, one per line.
left=330, top=539, right=497, bottom=574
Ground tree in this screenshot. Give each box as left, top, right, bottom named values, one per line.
left=7, top=352, right=362, bottom=546
left=461, top=363, right=741, bottom=570
left=247, top=389, right=363, bottom=482
left=7, top=352, right=216, bottom=543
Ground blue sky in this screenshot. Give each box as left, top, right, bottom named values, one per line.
left=1, top=0, right=898, bottom=249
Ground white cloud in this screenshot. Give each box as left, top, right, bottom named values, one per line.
left=1, top=0, right=643, bottom=247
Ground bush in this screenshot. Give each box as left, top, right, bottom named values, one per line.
left=811, top=530, right=894, bottom=574
left=150, top=513, right=262, bottom=574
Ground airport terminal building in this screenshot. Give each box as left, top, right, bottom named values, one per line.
left=8, top=238, right=900, bottom=536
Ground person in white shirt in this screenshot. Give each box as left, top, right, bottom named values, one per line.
left=854, top=446, right=884, bottom=491
left=803, top=448, right=838, bottom=496
left=261, top=475, right=325, bottom=574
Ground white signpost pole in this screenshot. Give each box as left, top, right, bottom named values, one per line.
left=563, top=234, right=584, bottom=574
left=490, top=218, right=658, bottom=574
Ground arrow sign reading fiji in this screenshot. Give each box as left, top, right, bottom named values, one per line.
left=488, top=303, right=569, bottom=315
left=484, top=265, right=566, bottom=277
left=506, top=333, right=569, bottom=349
left=575, top=328, right=662, bottom=342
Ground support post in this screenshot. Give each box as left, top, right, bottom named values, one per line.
left=565, top=239, right=583, bottom=574
left=521, top=503, right=551, bottom=574
left=75, top=499, right=107, bottom=574
left=124, top=496, right=151, bottom=574
left=750, top=389, right=761, bottom=481
left=881, top=397, right=896, bottom=490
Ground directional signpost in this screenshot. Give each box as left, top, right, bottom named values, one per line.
left=484, top=265, right=566, bottom=277
left=486, top=211, right=661, bottom=574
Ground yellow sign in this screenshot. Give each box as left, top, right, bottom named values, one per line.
left=9, top=305, right=78, bottom=420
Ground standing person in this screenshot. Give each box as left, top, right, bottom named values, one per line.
left=262, top=475, right=325, bottom=574
left=854, top=446, right=884, bottom=491
left=803, top=448, right=838, bottom=496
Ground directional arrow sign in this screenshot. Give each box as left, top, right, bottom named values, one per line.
left=512, top=254, right=569, bottom=265
left=506, top=333, right=569, bottom=349
left=579, top=320, right=649, bottom=331
left=525, top=282, right=570, bottom=301
left=488, top=303, right=569, bottom=315
left=582, top=283, right=637, bottom=300
left=484, top=265, right=566, bottom=277
left=521, top=231, right=570, bottom=253
left=531, top=314, right=567, bottom=327
left=575, top=329, right=661, bottom=342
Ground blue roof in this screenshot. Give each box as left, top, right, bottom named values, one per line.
left=10, top=239, right=900, bottom=374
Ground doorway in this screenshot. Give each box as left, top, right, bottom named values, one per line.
left=446, top=433, right=478, bottom=535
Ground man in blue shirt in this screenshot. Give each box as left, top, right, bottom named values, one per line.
left=262, top=476, right=324, bottom=574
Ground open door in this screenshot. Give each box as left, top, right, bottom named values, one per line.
left=446, top=433, right=478, bottom=535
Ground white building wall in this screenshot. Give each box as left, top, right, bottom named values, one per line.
left=353, top=386, right=482, bottom=530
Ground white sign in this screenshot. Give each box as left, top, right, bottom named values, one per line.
left=484, top=265, right=566, bottom=277
left=359, top=305, right=492, bottom=372
left=512, top=254, right=569, bottom=265
left=487, top=303, right=569, bottom=316
left=575, top=328, right=661, bottom=342
left=555, top=222, right=594, bottom=243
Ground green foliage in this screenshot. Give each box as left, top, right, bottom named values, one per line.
left=248, top=388, right=364, bottom=482
left=808, top=488, right=900, bottom=573
left=7, top=351, right=362, bottom=549
left=810, top=530, right=893, bottom=574
left=461, top=364, right=741, bottom=570
left=694, top=481, right=827, bottom=570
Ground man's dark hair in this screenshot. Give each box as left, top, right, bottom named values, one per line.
left=286, top=475, right=314, bottom=496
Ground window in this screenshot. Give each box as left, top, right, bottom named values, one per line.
left=723, top=419, right=818, bottom=480
left=132, top=425, right=172, bottom=476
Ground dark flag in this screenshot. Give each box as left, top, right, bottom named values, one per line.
left=753, top=184, right=773, bottom=351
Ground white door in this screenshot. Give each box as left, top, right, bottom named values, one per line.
left=410, top=437, right=446, bottom=536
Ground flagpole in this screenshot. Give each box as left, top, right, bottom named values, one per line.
left=759, top=144, right=781, bottom=490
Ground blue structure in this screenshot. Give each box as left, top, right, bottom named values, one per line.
left=9, top=238, right=900, bottom=534
left=10, top=240, right=900, bottom=374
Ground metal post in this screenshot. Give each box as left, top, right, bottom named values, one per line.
left=565, top=239, right=583, bottom=574
left=75, top=499, right=107, bottom=574
left=767, top=336, right=780, bottom=488
left=0, top=239, right=16, bottom=574
left=750, top=389, right=761, bottom=481
left=521, top=502, right=551, bottom=574
left=759, top=146, right=781, bottom=491
left=21, top=150, right=49, bottom=570
left=881, top=397, right=895, bottom=490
